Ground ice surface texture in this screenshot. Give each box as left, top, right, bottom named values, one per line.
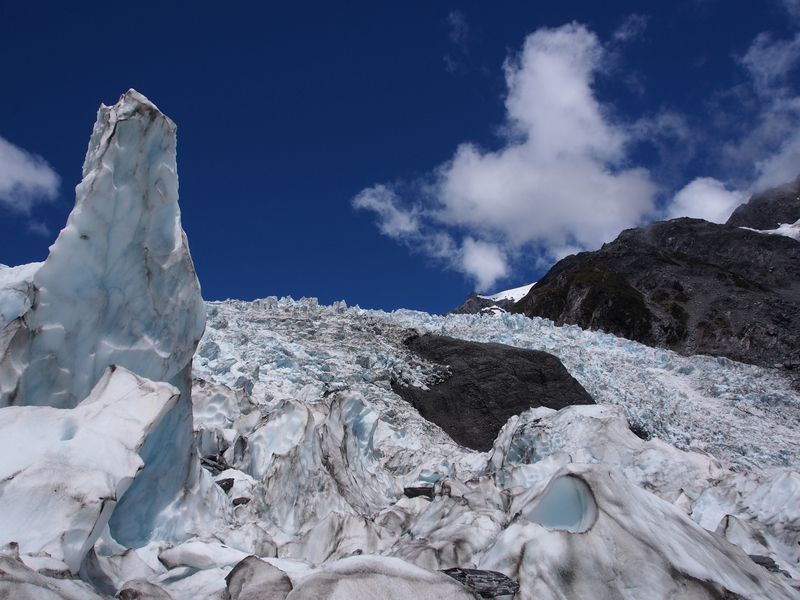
left=0, top=89, right=204, bottom=409
left=2, top=86, right=799, bottom=598
left=483, top=464, right=796, bottom=600
left=0, top=262, right=40, bottom=330
left=0, top=366, right=178, bottom=572
left=284, top=555, right=480, bottom=599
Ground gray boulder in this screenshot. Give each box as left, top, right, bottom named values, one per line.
left=225, top=556, right=292, bottom=600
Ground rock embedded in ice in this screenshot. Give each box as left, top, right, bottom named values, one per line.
left=117, top=580, right=174, bottom=600
left=0, top=365, right=179, bottom=573
left=391, top=334, right=594, bottom=451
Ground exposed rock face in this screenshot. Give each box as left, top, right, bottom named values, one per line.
left=727, top=175, right=800, bottom=230
left=446, top=292, right=515, bottom=316
left=511, top=188, right=800, bottom=370
left=390, top=334, right=595, bottom=451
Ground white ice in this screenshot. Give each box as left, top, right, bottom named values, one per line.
left=0, top=262, right=40, bottom=330
left=0, top=89, right=205, bottom=410
left=182, top=296, right=800, bottom=599
left=0, top=366, right=178, bottom=572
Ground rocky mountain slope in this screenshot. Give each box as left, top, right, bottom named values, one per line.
left=509, top=178, right=800, bottom=371
left=727, top=175, right=800, bottom=230
left=447, top=284, right=534, bottom=316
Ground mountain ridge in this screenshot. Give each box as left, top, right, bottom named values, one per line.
left=453, top=177, right=800, bottom=373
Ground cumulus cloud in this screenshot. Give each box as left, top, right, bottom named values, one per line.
left=461, top=238, right=507, bottom=291
left=351, top=185, right=420, bottom=238
left=354, top=22, right=658, bottom=291
left=667, top=178, right=747, bottom=223
left=356, top=16, right=800, bottom=290
left=0, top=136, right=60, bottom=216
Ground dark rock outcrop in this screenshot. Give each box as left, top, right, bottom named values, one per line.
left=391, top=334, right=594, bottom=451
left=447, top=292, right=515, bottom=316
left=511, top=180, right=800, bottom=370
left=726, top=176, right=800, bottom=230
left=441, top=568, right=520, bottom=598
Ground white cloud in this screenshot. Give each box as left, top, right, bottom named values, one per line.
left=0, top=136, right=60, bottom=215
left=355, top=23, right=659, bottom=292
left=351, top=184, right=420, bottom=238
left=741, top=32, right=800, bottom=95
left=780, top=0, right=800, bottom=19
left=668, top=177, right=746, bottom=223
left=356, top=17, right=800, bottom=291
left=717, top=29, right=800, bottom=192
left=461, top=238, right=507, bottom=292
left=613, top=14, right=649, bottom=44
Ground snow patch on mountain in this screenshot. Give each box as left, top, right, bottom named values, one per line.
left=743, top=218, right=800, bottom=241
left=477, top=282, right=535, bottom=303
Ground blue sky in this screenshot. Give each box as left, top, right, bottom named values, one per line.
left=2, top=1, right=800, bottom=314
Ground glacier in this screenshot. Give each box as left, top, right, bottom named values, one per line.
left=182, top=295, right=800, bottom=598
left=1, top=89, right=800, bottom=599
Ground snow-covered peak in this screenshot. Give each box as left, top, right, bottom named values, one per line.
left=478, top=282, right=535, bottom=303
